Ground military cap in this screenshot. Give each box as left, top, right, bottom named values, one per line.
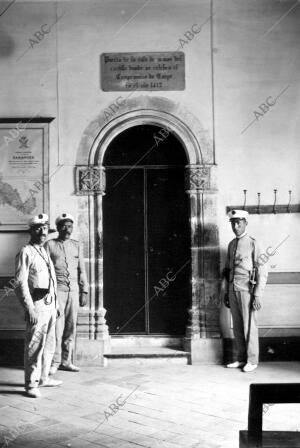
left=28, top=213, right=49, bottom=227
left=227, top=209, right=249, bottom=220
left=55, top=213, right=74, bottom=226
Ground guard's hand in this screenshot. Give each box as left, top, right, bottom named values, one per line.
left=224, top=293, right=230, bottom=309
left=252, top=297, right=261, bottom=311
left=26, top=309, right=38, bottom=325
left=79, top=292, right=88, bottom=307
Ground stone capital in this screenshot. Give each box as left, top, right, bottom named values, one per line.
left=185, top=165, right=211, bottom=192
left=75, top=166, right=106, bottom=195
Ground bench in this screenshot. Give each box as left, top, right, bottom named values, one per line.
left=240, top=383, right=300, bottom=447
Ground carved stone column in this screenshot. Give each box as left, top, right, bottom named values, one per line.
left=75, top=166, right=110, bottom=364
left=95, top=192, right=109, bottom=340
left=184, top=165, right=222, bottom=363
left=184, top=165, right=209, bottom=339
left=76, top=195, right=93, bottom=338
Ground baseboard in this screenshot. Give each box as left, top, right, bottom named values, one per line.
left=224, top=337, right=300, bottom=364
left=0, top=339, right=24, bottom=366
left=2, top=336, right=300, bottom=366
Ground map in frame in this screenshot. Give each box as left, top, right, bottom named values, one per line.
left=0, top=119, right=51, bottom=230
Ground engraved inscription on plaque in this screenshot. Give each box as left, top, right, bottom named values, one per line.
left=101, top=52, right=185, bottom=91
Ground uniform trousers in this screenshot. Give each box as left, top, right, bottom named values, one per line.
left=52, top=290, right=79, bottom=367
left=24, top=302, right=56, bottom=389
left=229, top=290, right=259, bottom=365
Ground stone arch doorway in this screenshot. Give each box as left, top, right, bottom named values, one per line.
left=102, top=124, right=190, bottom=335
left=76, top=101, right=220, bottom=363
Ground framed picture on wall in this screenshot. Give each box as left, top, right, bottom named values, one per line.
left=0, top=117, right=54, bottom=231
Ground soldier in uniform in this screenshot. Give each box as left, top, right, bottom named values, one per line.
left=224, top=210, right=268, bottom=372
left=15, top=213, right=62, bottom=398
left=45, top=213, right=88, bottom=374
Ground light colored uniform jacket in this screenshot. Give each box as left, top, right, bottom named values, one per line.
left=15, top=243, right=57, bottom=313
left=225, top=233, right=268, bottom=297
left=44, top=238, right=88, bottom=293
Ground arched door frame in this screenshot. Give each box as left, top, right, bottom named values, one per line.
left=76, top=104, right=218, bottom=359
left=88, top=109, right=203, bottom=165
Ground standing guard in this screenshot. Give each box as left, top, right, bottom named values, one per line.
left=45, top=213, right=88, bottom=374
left=223, top=210, right=268, bottom=372
left=15, top=213, right=62, bottom=398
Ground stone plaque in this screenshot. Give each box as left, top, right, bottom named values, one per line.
left=101, top=52, right=185, bottom=91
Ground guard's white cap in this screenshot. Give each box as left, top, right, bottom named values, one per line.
left=55, top=213, right=74, bottom=226
left=28, top=213, right=49, bottom=228
left=228, top=209, right=249, bottom=220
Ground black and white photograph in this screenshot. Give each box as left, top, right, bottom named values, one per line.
left=0, top=1, right=299, bottom=447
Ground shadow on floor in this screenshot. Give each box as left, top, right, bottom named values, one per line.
left=0, top=390, right=26, bottom=396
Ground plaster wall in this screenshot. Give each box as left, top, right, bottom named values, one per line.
left=0, top=0, right=299, bottom=357
left=214, top=0, right=300, bottom=271
left=0, top=0, right=212, bottom=264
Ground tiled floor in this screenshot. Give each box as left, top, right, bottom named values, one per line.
left=0, top=362, right=300, bottom=447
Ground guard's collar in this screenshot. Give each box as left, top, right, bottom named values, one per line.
left=236, top=231, right=247, bottom=239
left=57, top=237, right=68, bottom=242
left=30, top=241, right=44, bottom=248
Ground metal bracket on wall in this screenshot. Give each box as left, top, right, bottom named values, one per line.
left=226, top=190, right=300, bottom=214
left=226, top=204, right=300, bottom=215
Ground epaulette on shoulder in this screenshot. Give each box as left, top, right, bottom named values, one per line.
left=249, top=236, right=256, bottom=241
left=70, top=238, right=79, bottom=244
left=18, top=244, right=31, bottom=255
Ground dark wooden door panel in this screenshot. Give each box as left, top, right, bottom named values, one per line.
left=103, top=125, right=190, bottom=335
left=147, top=168, right=190, bottom=334
left=103, top=169, right=145, bottom=334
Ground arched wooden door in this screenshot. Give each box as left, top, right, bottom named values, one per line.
left=103, top=125, right=190, bottom=335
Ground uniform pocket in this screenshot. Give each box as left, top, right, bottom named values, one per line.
left=31, top=265, right=43, bottom=274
